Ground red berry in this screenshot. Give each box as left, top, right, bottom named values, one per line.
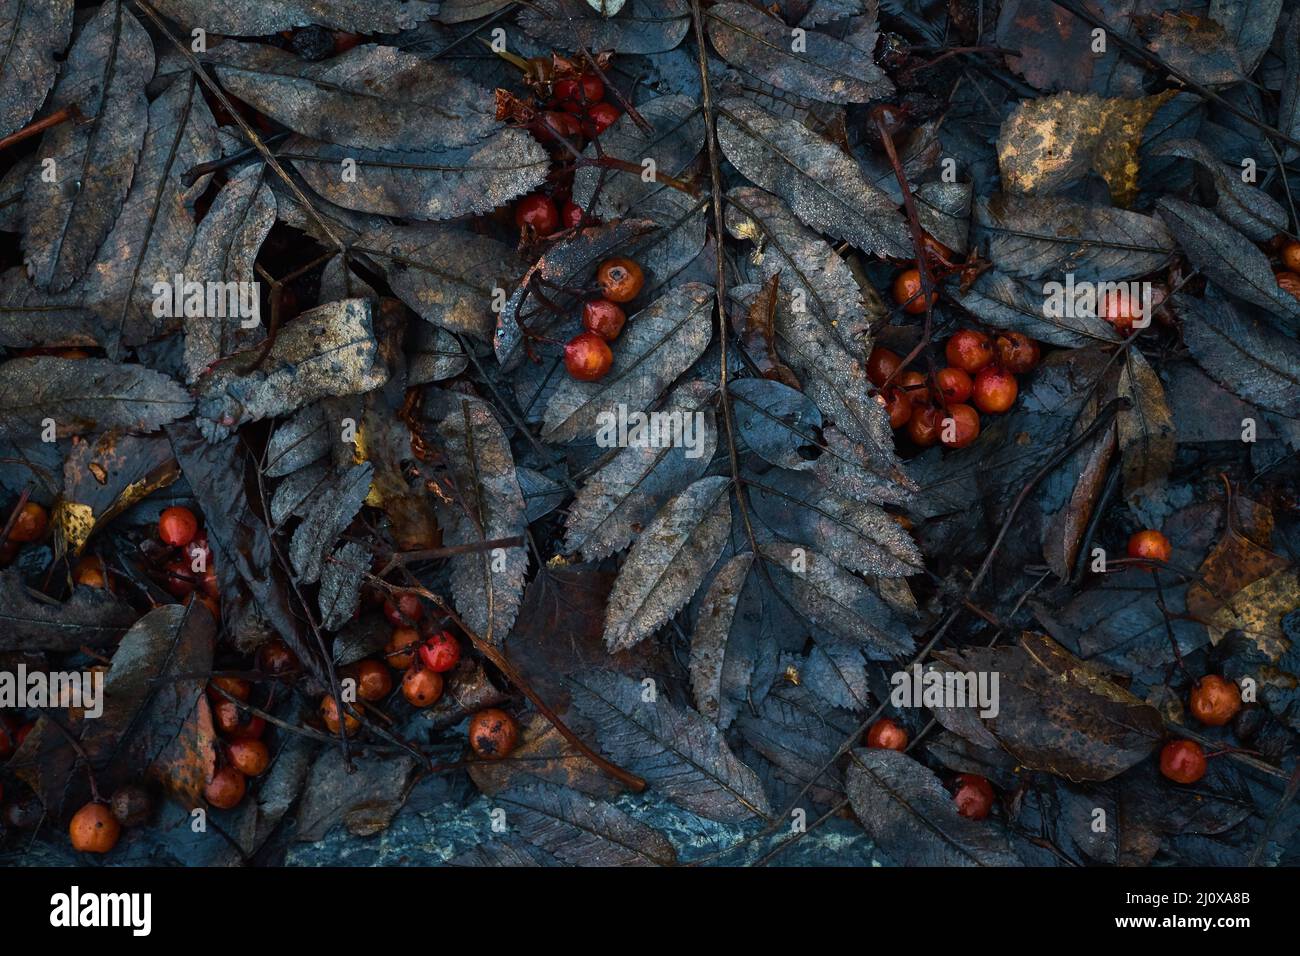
left=1189, top=675, right=1242, bottom=727
left=971, top=365, right=1018, bottom=414
left=383, top=593, right=424, bottom=627
left=945, top=330, right=994, bottom=374
left=204, top=767, right=247, bottom=809
left=158, top=506, right=199, bottom=548
left=69, top=802, right=120, bottom=853
left=401, top=667, right=444, bottom=708
left=583, top=102, right=620, bottom=136
left=163, top=558, right=196, bottom=598
left=906, top=404, right=942, bottom=447
left=1099, top=287, right=1144, bottom=334
left=514, top=193, right=559, bottom=238
left=1127, top=529, right=1172, bottom=563
left=994, top=332, right=1040, bottom=374
left=563, top=331, right=614, bottom=382
left=892, top=268, right=935, bottom=315
left=554, top=73, right=604, bottom=107
left=867, top=347, right=903, bottom=387
left=468, top=708, right=520, bottom=759
left=865, top=717, right=908, bottom=751
left=880, top=387, right=912, bottom=429
left=935, top=367, right=972, bottom=403
left=561, top=200, right=586, bottom=229
left=226, top=738, right=270, bottom=777
left=595, top=257, right=644, bottom=302
left=208, top=677, right=251, bottom=704
left=952, top=773, right=994, bottom=820
left=418, top=631, right=461, bottom=673
left=213, top=698, right=265, bottom=740
left=939, top=403, right=980, bottom=448
left=534, top=111, right=582, bottom=143
left=582, top=299, right=627, bottom=341
left=1159, top=739, right=1206, bottom=784
left=8, top=502, right=48, bottom=542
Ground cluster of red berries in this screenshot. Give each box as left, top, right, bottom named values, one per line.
left=204, top=676, right=269, bottom=811
left=151, top=506, right=220, bottom=620
left=562, top=257, right=645, bottom=383
left=511, top=71, right=621, bottom=243
left=864, top=718, right=996, bottom=819
left=868, top=328, right=1039, bottom=450
left=1159, top=675, right=1244, bottom=785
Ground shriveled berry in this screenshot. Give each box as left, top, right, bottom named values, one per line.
left=935, top=367, right=972, bottom=403
left=386, top=627, right=421, bottom=669
left=564, top=331, right=614, bottom=382
left=892, top=268, right=935, bottom=315
left=8, top=502, right=48, bottom=542
left=880, top=387, right=912, bottom=429
left=110, top=785, right=153, bottom=828
left=595, top=257, right=644, bottom=303
left=226, top=738, right=270, bottom=777
left=971, top=365, right=1018, bottom=414
left=865, top=717, right=908, bottom=751
left=945, top=330, right=994, bottom=374
left=257, top=639, right=298, bottom=675
left=1276, top=271, right=1300, bottom=301
left=158, top=506, right=199, bottom=548
left=994, top=332, right=1040, bottom=374
left=401, top=667, right=444, bottom=708
left=582, top=298, right=627, bottom=341
left=867, top=347, right=903, bottom=387
left=320, top=695, right=360, bottom=736
left=418, top=631, right=461, bottom=673
left=583, top=102, right=621, bottom=136
left=1159, top=739, right=1206, bottom=784
left=468, top=708, right=520, bottom=759
left=952, top=773, right=994, bottom=820
left=1127, top=529, right=1172, bottom=563
left=1099, top=287, right=1146, bottom=334
left=906, top=404, right=942, bottom=447
left=939, top=403, right=980, bottom=448
left=514, top=193, right=559, bottom=238
left=69, top=802, right=120, bottom=853
left=289, top=25, right=335, bottom=61
left=352, top=659, right=393, bottom=701
left=383, top=593, right=423, bottom=627
left=204, top=767, right=247, bottom=810
left=1189, top=675, right=1242, bottom=727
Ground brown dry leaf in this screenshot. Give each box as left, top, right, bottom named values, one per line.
left=1187, top=499, right=1288, bottom=631
left=1204, top=568, right=1299, bottom=659
left=997, top=91, right=1175, bottom=207
left=741, top=275, right=800, bottom=389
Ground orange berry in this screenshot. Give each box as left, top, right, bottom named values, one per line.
left=595, top=257, right=644, bottom=302
left=1159, top=739, right=1206, bottom=784
left=944, top=330, right=994, bottom=374
left=1127, top=529, right=1172, bottom=563
left=1189, top=675, right=1241, bottom=727
left=320, top=695, right=360, bottom=736
left=468, top=708, right=520, bottom=759
left=8, top=502, right=48, bottom=542
left=563, top=331, right=614, bottom=382
left=935, top=367, right=972, bottom=403
left=867, top=347, right=903, bottom=387
left=865, top=717, right=908, bottom=751
left=226, top=738, right=270, bottom=777
left=939, top=403, right=980, bottom=448
left=385, top=627, right=421, bottom=669
left=993, top=332, right=1040, bottom=374
left=892, top=268, right=935, bottom=315
left=158, top=506, right=199, bottom=548
left=401, top=667, right=444, bottom=708
left=971, top=365, right=1018, bottom=414
left=69, top=802, right=120, bottom=853
left=204, top=766, right=247, bottom=809
left=582, top=299, right=627, bottom=341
